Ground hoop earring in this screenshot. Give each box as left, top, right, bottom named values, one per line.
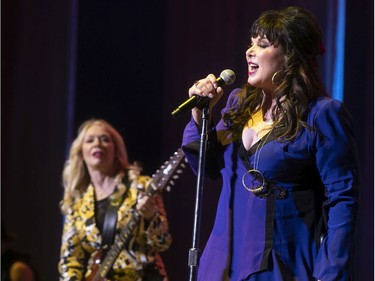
left=271, top=71, right=282, bottom=85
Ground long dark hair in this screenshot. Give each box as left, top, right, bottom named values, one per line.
left=223, top=6, right=327, bottom=140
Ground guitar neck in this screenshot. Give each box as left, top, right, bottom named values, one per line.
left=99, top=210, right=142, bottom=277
left=95, top=149, right=186, bottom=279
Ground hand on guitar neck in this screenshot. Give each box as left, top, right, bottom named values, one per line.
left=136, top=194, right=159, bottom=220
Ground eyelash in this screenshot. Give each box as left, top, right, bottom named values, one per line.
left=85, top=137, right=110, bottom=143
left=249, top=43, right=269, bottom=49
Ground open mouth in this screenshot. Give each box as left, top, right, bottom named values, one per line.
left=92, top=151, right=104, bottom=158
left=249, top=62, right=259, bottom=71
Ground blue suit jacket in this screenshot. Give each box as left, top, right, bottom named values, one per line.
left=182, top=89, right=359, bottom=281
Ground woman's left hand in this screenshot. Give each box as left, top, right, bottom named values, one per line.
left=137, top=195, right=158, bottom=220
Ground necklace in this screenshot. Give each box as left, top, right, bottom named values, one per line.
left=241, top=125, right=288, bottom=199
left=241, top=126, right=274, bottom=194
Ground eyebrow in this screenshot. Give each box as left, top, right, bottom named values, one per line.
left=84, top=134, right=110, bottom=139
left=252, top=35, right=268, bottom=41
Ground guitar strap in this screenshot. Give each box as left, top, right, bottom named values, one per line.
left=101, top=178, right=129, bottom=258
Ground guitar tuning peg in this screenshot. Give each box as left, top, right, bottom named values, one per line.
left=166, top=186, right=171, bottom=192
left=181, top=163, right=187, bottom=168
left=172, top=175, right=179, bottom=179
left=177, top=169, right=183, bottom=174
left=169, top=180, right=175, bottom=186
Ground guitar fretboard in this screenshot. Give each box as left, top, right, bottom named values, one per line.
left=99, top=211, right=142, bottom=277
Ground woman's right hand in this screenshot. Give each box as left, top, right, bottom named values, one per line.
left=189, top=74, right=224, bottom=125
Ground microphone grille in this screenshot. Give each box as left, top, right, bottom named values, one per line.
left=220, top=69, right=236, bottom=85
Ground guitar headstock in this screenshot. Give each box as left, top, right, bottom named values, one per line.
left=147, top=148, right=187, bottom=194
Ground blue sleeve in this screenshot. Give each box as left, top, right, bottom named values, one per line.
left=312, top=99, right=360, bottom=281
left=181, top=89, right=239, bottom=180
left=181, top=116, right=223, bottom=180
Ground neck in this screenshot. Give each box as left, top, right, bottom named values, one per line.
left=261, top=90, right=277, bottom=121
left=88, top=169, right=117, bottom=200
left=90, top=172, right=115, bottom=186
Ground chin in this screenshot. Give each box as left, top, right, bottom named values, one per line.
left=247, top=79, right=258, bottom=87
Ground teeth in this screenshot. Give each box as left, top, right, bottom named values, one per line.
left=249, top=63, right=258, bottom=70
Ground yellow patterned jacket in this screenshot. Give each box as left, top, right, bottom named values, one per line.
left=58, top=175, right=172, bottom=281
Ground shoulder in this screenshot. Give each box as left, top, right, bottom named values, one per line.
left=306, top=97, right=356, bottom=146
left=226, top=88, right=242, bottom=106
left=131, top=175, right=152, bottom=191
left=309, top=97, right=343, bottom=113
left=220, top=88, right=242, bottom=116
left=138, top=175, right=152, bottom=185
left=66, top=185, right=93, bottom=215
left=307, top=97, right=351, bottom=124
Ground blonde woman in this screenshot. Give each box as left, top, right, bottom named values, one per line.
left=59, top=119, right=171, bottom=281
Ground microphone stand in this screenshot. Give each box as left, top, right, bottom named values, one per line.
left=188, top=105, right=210, bottom=281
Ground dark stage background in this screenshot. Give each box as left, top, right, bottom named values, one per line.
left=2, top=0, right=374, bottom=280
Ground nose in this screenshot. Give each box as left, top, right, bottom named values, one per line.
left=93, top=137, right=101, bottom=146
left=246, top=46, right=254, bottom=58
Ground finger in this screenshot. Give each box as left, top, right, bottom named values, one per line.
left=189, top=75, right=218, bottom=99
left=189, top=81, right=204, bottom=97
left=137, top=195, right=149, bottom=207
left=206, top=74, right=218, bottom=85
left=215, top=86, right=224, bottom=95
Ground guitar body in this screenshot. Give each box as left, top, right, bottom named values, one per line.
left=85, top=251, right=109, bottom=281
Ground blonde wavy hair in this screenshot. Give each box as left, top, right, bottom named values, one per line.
left=60, top=119, right=132, bottom=214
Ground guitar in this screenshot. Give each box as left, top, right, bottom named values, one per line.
left=85, top=148, right=186, bottom=281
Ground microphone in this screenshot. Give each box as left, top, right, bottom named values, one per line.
left=171, top=69, right=236, bottom=118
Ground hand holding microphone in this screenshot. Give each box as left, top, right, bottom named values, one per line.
left=171, top=69, right=236, bottom=118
